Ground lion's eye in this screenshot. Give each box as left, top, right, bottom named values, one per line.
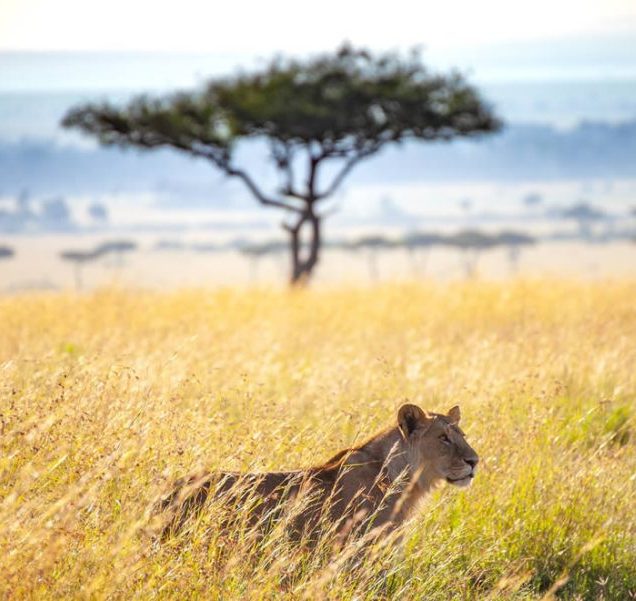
left=440, top=434, right=451, bottom=445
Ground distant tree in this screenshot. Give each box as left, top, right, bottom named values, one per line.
left=559, top=202, right=607, bottom=240
left=348, top=235, right=397, bottom=281
left=60, top=240, right=137, bottom=289
left=154, top=240, right=187, bottom=252
left=191, top=242, right=221, bottom=253
left=402, top=231, right=444, bottom=276
left=447, top=229, right=499, bottom=278
left=94, top=240, right=137, bottom=254
left=95, top=239, right=138, bottom=267
left=238, top=240, right=288, bottom=283
left=62, top=44, right=500, bottom=285
left=495, top=230, right=536, bottom=274
left=0, top=245, right=15, bottom=260
left=60, top=249, right=99, bottom=291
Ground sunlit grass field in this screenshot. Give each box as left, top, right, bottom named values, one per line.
left=1, top=280, right=635, bottom=599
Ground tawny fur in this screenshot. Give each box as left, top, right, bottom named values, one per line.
left=158, top=404, right=479, bottom=545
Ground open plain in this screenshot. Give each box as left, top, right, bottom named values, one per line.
left=1, top=281, right=634, bottom=599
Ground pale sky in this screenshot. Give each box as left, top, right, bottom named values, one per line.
left=1, top=0, right=635, bottom=52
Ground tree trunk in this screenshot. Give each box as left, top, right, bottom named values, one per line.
left=286, top=212, right=321, bottom=286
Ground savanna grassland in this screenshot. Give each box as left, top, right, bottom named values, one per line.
left=1, top=281, right=635, bottom=600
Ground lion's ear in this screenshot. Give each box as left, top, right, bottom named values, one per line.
left=447, top=405, right=461, bottom=425
left=398, top=404, right=432, bottom=438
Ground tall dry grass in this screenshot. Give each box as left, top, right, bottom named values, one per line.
left=0, top=280, right=634, bottom=599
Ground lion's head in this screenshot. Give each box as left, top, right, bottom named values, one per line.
left=397, top=403, right=479, bottom=488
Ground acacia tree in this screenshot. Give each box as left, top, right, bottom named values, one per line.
left=62, top=44, right=500, bottom=284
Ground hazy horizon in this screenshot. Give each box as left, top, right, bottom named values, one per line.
left=1, top=17, right=634, bottom=291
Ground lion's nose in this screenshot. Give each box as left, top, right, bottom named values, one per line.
left=465, top=457, right=478, bottom=469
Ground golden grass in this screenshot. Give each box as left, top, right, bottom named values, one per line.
left=1, top=280, right=635, bottom=599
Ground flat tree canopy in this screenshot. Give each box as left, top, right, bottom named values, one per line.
left=63, top=44, right=501, bottom=284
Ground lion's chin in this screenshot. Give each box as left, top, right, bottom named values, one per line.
left=446, top=475, right=473, bottom=488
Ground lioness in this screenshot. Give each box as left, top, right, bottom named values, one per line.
left=158, top=404, right=478, bottom=545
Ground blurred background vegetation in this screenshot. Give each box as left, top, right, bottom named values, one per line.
left=1, top=10, right=635, bottom=290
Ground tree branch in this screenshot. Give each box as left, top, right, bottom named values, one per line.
left=314, top=145, right=379, bottom=200
left=186, top=143, right=302, bottom=212
left=306, top=153, right=319, bottom=202
left=271, top=140, right=304, bottom=201
left=226, top=166, right=302, bottom=212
